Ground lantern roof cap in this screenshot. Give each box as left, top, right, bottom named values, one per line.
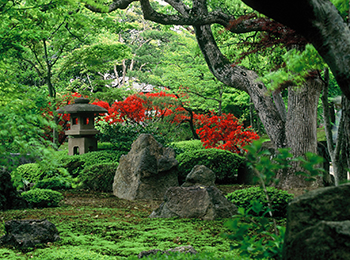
left=56, top=98, right=108, bottom=114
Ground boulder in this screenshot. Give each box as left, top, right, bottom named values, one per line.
left=283, top=183, right=350, bottom=260
left=138, top=245, right=197, bottom=258
left=0, top=219, right=61, bottom=248
left=113, top=134, right=179, bottom=200
left=149, top=186, right=237, bottom=220
left=0, top=168, right=27, bottom=211
left=181, top=165, right=215, bottom=187
left=285, top=220, right=350, bottom=260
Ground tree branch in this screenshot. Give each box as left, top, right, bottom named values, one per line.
left=242, top=0, right=350, bottom=100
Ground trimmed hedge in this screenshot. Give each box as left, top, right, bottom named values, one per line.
left=226, top=186, right=294, bottom=218
left=176, top=148, right=244, bottom=184
left=56, top=150, right=124, bottom=178
left=78, top=162, right=119, bottom=192
left=11, top=163, right=73, bottom=190
left=12, top=163, right=41, bottom=183
left=170, top=140, right=205, bottom=153
left=21, top=188, right=64, bottom=208
left=34, top=176, right=72, bottom=190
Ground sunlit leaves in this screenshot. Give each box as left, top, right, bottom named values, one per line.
left=262, top=44, right=325, bottom=90
left=63, top=43, right=131, bottom=74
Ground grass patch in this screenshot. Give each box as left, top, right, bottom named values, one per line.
left=0, top=189, right=247, bottom=259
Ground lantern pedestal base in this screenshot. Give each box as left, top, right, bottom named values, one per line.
left=68, top=136, right=97, bottom=155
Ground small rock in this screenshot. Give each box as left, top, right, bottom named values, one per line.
left=149, top=186, right=237, bottom=220
left=181, top=165, right=216, bottom=187
left=0, top=219, right=61, bottom=248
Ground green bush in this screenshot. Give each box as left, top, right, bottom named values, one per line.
left=171, top=140, right=204, bottom=154
left=56, top=150, right=124, bottom=178
left=11, top=163, right=73, bottom=190
left=224, top=201, right=285, bottom=260
left=12, top=163, right=41, bottom=183
left=33, top=176, right=72, bottom=190
left=226, top=186, right=294, bottom=218
left=21, top=188, right=64, bottom=208
left=78, top=162, right=119, bottom=192
left=177, top=148, right=244, bottom=184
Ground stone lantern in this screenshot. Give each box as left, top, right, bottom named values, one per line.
left=57, top=97, right=108, bottom=155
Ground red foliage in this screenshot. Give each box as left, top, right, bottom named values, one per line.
left=195, top=112, right=259, bottom=154
left=228, top=15, right=308, bottom=64
left=45, top=91, right=259, bottom=154
left=105, top=94, right=146, bottom=124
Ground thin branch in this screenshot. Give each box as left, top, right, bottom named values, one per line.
left=28, top=45, right=45, bottom=71
left=21, top=57, right=43, bottom=77
left=49, top=17, right=67, bottom=40
left=65, top=23, right=85, bottom=42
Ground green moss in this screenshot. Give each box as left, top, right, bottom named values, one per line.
left=317, top=127, right=326, bottom=141
left=0, top=204, right=243, bottom=259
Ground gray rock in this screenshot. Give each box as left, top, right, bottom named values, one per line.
left=0, top=219, right=60, bottom=248
left=285, top=220, right=350, bottom=260
left=138, top=245, right=197, bottom=258
left=0, top=168, right=27, bottom=211
left=181, top=165, right=216, bottom=187
left=149, top=186, right=237, bottom=220
left=283, top=183, right=350, bottom=260
left=113, top=134, right=179, bottom=200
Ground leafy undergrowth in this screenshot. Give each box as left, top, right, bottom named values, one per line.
left=0, top=188, right=248, bottom=260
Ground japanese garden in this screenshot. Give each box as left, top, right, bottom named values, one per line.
left=1, top=0, right=350, bottom=259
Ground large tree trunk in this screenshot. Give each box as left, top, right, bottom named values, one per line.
left=277, top=77, right=323, bottom=188
left=339, top=95, right=350, bottom=182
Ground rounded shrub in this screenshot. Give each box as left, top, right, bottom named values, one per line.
left=56, top=150, right=124, bottom=177
left=171, top=140, right=205, bottom=153
left=78, top=162, right=119, bottom=192
left=177, top=148, right=244, bottom=184
left=34, top=176, right=72, bottom=190
left=12, top=163, right=73, bottom=190
left=21, top=188, right=64, bottom=208
left=226, top=186, right=294, bottom=218
left=12, top=163, right=41, bottom=183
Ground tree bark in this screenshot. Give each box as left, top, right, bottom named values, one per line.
left=277, top=77, right=323, bottom=189
left=339, top=95, right=350, bottom=182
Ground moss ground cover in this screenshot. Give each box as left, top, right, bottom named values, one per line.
left=0, top=189, right=247, bottom=260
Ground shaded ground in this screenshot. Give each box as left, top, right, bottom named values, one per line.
left=62, top=190, right=162, bottom=211
left=61, top=185, right=256, bottom=210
